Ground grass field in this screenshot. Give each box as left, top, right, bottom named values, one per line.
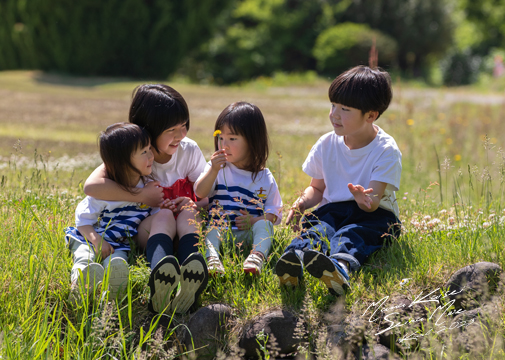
left=1, top=71, right=504, bottom=359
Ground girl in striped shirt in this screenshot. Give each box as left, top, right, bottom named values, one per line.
left=195, top=102, right=282, bottom=276
left=65, top=122, right=174, bottom=302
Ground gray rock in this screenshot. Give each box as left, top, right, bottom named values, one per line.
left=444, top=262, right=502, bottom=310
left=363, top=343, right=401, bottom=359
left=375, top=295, right=427, bottom=354
left=184, top=303, right=233, bottom=360
left=239, top=309, right=302, bottom=359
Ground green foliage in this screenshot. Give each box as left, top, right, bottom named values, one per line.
left=440, top=49, right=482, bottom=86
left=0, top=0, right=233, bottom=77
left=313, top=22, right=397, bottom=74
left=339, top=0, right=454, bottom=73
left=185, top=0, right=333, bottom=84
left=462, top=0, right=505, bottom=53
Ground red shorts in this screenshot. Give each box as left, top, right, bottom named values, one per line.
left=161, top=177, right=197, bottom=219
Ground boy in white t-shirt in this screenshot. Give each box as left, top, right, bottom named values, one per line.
left=276, top=66, right=402, bottom=296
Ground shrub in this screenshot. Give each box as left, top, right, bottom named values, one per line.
left=313, top=22, right=397, bottom=74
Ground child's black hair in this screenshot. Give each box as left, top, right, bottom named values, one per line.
left=214, top=102, right=269, bottom=181
left=328, top=65, right=392, bottom=120
left=129, top=84, right=189, bottom=153
left=99, top=122, right=151, bottom=194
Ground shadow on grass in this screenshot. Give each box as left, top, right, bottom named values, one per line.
left=33, top=71, right=140, bottom=88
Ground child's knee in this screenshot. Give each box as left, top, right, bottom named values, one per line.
left=153, top=208, right=175, bottom=222
left=252, top=219, right=274, bottom=233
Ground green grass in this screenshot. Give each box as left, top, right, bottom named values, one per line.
left=1, top=71, right=504, bottom=359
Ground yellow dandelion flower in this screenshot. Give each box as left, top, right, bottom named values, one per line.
left=407, top=119, right=414, bottom=126
left=213, top=130, right=221, bottom=137
left=454, top=154, right=461, bottom=161
left=446, top=138, right=453, bottom=145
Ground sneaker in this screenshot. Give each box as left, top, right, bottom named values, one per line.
left=148, top=256, right=180, bottom=314
left=207, top=256, right=225, bottom=276
left=69, top=263, right=105, bottom=306
left=303, top=249, right=350, bottom=296
left=243, top=252, right=265, bottom=276
left=106, top=258, right=129, bottom=299
left=275, top=249, right=302, bottom=287
left=171, top=252, right=209, bottom=314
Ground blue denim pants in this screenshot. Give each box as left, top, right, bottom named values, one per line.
left=284, top=201, right=401, bottom=271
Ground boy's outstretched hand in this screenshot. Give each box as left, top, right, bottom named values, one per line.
left=348, top=183, right=374, bottom=209
left=285, top=202, right=306, bottom=232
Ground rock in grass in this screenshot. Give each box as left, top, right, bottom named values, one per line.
left=444, top=262, right=502, bottom=310
left=184, top=303, right=233, bottom=360
left=239, top=309, right=302, bottom=359
left=362, top=343, right=401, bottom=359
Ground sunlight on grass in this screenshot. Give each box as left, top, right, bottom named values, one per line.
left=1, top=71, right=504, bottom=358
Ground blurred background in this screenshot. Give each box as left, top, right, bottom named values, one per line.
left=2, top=0, right=505, bottom=88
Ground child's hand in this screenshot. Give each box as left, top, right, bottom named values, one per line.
left=235, top=209, right=255, bottom=230
left=285, top=202, right=305, bottom=232
left=210, top=149, right=227, bottom=172
left=348, top=183, right=374, bottom=209
left=141, top=181, right=165, bottom=207
left=170, top=196, right=196, bottom=214
left=94, top=239, right=114, bottom=261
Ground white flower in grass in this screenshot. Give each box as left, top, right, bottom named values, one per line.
left=427, top=218, right=441, bottom=228
left=483, top=222, right=491, bottom=228
left=488, top=214, right=495, bottom=220
left=26, top=190, right=31, bottom=193
left=31, top=205, right=37, bottom=210
left=423, top=215, right=431, bottom=221
left=400, top=278, right=411, bottom=287
left=438, top=209, right=447, bottom=216
left=448, top=217, right=455, bottom=225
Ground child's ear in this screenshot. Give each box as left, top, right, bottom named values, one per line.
left=366, top=111, right=379, bottom=123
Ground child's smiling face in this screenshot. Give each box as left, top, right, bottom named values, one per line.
left=155, top=122, right=188, bottom=159
left=329, top=103, right=378, bottom=148
left=217, top=125, right=250, bottom=169
left=131, top=143, right=154, bottom=177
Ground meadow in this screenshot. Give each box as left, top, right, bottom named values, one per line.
left=0, top=70, right=504, bottom=359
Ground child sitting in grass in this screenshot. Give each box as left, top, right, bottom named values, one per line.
left=276, top=66, right=402, bottom=296
left=65, top=123, right=175, bottom=303
left=194, top=102, right=282, bottom=276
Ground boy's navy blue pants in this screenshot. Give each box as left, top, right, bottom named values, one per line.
left=284, top=201, right=401, bottom=272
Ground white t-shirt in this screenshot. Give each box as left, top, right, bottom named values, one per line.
left=65, top=181, right=151, bottom=251
left=303, top=126, right=402, bottom=217
left=151, top=137, right=207, bottom=187
left=196, top=162, right=283, bottom=229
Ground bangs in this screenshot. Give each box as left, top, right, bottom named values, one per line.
left=329, top=79, right=369, bottom=110
left=134, top=126, right=151, bottom=151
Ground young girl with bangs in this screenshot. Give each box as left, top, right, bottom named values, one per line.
left=66, top=122, right=167, bottom=301
left=194, top=102, right=282, bottom=276
left=83, top=85, right=208, bottom=314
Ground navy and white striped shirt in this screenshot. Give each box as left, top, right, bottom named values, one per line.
left=198, top=162, right=282, bottom=230
left=65, top=192, right=152, bottom=251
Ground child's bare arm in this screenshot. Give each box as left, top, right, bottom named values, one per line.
left=285, top=178, right=325, bottom=229
left=83, top=164, right=164, bottom=207
left=77, top=225, right=114, bottom=261
left=194, top=150, right=226, bottom=198
left=348, top=180, right=387, bottom=212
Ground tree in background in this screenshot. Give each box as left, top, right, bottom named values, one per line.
left=339, top=0, right=454, bottom=77
left=313, top=22, right=397, bottom=75
left=0, top=0, right=233, bottom=78
left=182, top=0, right=454, bottom=83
